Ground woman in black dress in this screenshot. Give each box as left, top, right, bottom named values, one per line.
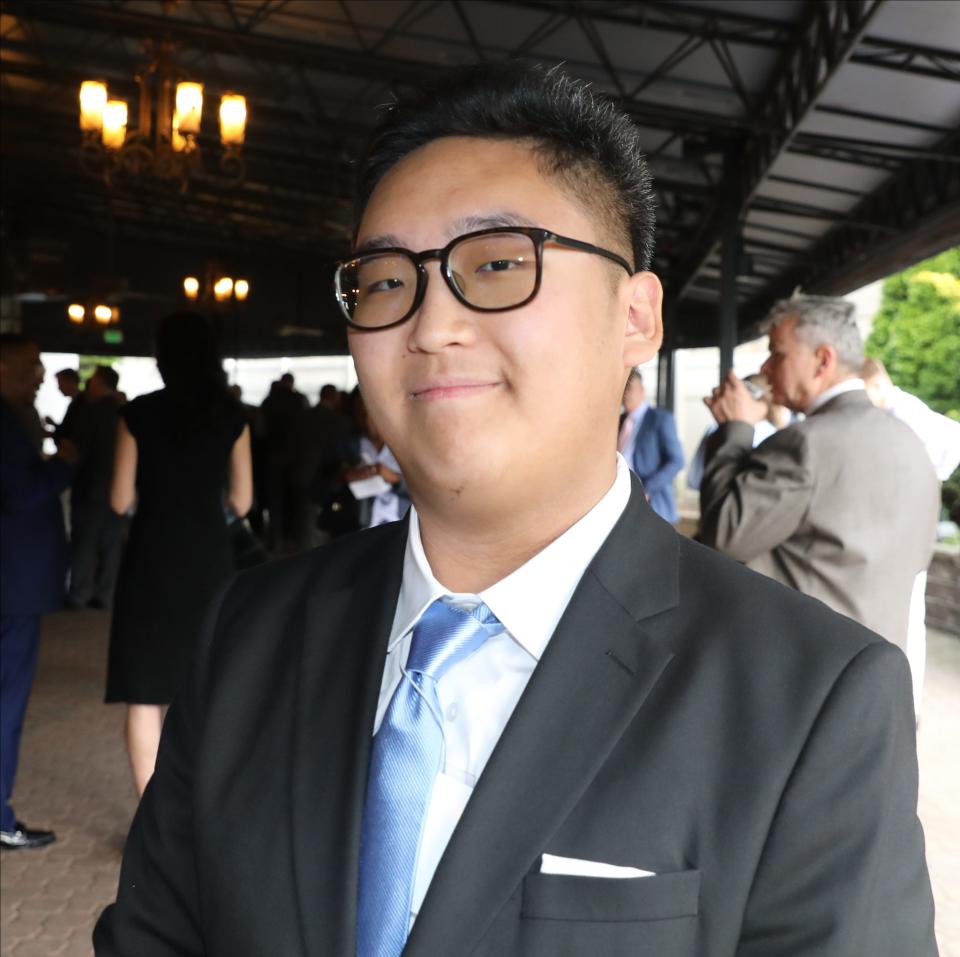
left=107, top=313, right=252, bottom=795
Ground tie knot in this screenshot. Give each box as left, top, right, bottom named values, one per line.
left=406, top=599, right=503, bottom=680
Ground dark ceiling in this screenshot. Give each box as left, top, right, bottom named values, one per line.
left=1, top=0, right=959, bottom=356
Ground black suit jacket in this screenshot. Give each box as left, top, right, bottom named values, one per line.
left=95, top=477, right=936, bottom=956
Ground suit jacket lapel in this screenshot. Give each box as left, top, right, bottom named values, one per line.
left=290, top=521, right=407, bottom=956
left=405, top=478, right=680, bottom=956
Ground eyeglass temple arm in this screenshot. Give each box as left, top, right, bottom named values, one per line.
left=544, top=232, right=634, bottom=275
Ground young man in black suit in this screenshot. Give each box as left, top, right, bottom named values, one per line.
left=96, top=65, right=937, bottom=956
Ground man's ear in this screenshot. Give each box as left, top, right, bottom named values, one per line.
left=813, top=343, right=838, bottom=379
left=622, top=271, right=664, bottom=368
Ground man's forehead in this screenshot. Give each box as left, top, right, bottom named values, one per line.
left=769, top=315, right=799, bottom=345
left=357, top=209, right=539, bottom=253
left=355, top=135, right=591, bottom=250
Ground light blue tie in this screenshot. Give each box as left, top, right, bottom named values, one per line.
left=357, top=599, right=504, bottom=957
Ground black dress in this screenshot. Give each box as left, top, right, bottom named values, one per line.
left=106, top=389, right=245, bottom=704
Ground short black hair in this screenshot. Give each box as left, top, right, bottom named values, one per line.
left=0, top=333, right=38, bottom=361
left=155, top=312, right=225, bottom=402
left=56, top=368, right=80, bottom=383
left=355, top=62, right=655, bottom=271
left=92, top=364, right=119, bottom=390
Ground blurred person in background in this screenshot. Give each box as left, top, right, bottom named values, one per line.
left=0, top=335, right=76, bottom=849
left=701, top=294, right=939, bottom=655
left=52, top=367, right=84, bottom=444
left=342, top=392, right=407, bottom=529
left=66, top=365, right=123, bottom=610
left=862, top=356, right=960, bottom=482
left=302, top=384, right=349, bottom=546
left=260, top=373, right=309, bottom=553
left=106, top=314, right=253, bottom=797
left=618, top=369, right=684, bottom=522
left=688, top=372, right=787, bottom=491
left=862, top=354, right=960, bottom=718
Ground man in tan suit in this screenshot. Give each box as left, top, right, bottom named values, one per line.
left=700, top=295, right=939, bottom=652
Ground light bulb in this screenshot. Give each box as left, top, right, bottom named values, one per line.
left=219, top=93, right=247, bottom=146
left=79, top=81, right=107, bottom=132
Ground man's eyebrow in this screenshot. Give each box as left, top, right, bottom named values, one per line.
left=450, top=210, right=539, bottom=234
left=355, top=233, right=404, bottom=253
left=354, top=211, right=539, bottom=254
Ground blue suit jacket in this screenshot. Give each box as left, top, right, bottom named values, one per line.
left=628, top=406, right=684, bottom=523
left=0, top=400, right=71, bottom=615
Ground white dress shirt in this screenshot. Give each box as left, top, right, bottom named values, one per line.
left=374, top=454, right=632, bottom=924
left=886, top=386, right=960, bottom=481
left=806, top=377, right=865, bottom=415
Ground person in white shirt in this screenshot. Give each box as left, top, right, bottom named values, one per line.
left=862, top=354, right=960, bottom=716
left=862, top=356, right=960, bottom=482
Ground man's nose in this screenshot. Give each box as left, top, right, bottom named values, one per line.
left=405, top=262, right=476, bottom=353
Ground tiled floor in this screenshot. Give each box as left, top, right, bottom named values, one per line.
left=2, top=610, right=958, bottom=955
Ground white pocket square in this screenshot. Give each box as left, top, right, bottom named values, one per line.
left=540, top=853, right=655, bottom=879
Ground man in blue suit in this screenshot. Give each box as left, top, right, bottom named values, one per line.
left=0, top=335, right=75, bottom=849
left=618, top=369, right=684, bottom=522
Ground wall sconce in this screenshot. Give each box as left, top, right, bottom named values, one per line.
left=66, top=302, right=120, bottom=325
left=183, top=274, right=250, bottom=305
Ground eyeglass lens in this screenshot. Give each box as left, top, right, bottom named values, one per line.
left=339, top=230, right=538, bottom=329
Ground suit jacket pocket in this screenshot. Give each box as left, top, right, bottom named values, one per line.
left=522, top=869, right=700, bottom=923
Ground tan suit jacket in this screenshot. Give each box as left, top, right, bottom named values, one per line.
left=700, top=389, right=939, bottom=650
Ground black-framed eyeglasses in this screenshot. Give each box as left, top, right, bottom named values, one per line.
left=333, top=226, right=634, bottom=331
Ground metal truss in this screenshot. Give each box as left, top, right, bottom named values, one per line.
left=674, top=0, right=885, bottom=301
left=780, top=127, right=960, bottom=300
left=3, top=0, right=958, bottom=353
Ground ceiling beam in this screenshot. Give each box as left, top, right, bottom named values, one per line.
left=673, top=0, right=885, bottom=302
left=2, top=0, right=772, bottom=137
left=502, top=0, right=793, bottom=49
left=792, top=127, right=960, bottom=295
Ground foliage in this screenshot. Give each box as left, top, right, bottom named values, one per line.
left=944, top=467, right=960, bottom=527
left=78, top=355, right=119, bottom=383
left=865, top=246, right=960, bottom=419
left=866, top=248, right=960, bottom=525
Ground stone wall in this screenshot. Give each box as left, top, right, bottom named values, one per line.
left=926, top=545, right=960, bottom=636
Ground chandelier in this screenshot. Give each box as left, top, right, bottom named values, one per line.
left=78, top=42, right=247, bottom=192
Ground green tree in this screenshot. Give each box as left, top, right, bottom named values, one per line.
left=866, top=246, right=960, bottom=419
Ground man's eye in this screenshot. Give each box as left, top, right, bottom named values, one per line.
left=366, top=277, right=405, bottom=293
left=477, top=258, right=521, bottom=273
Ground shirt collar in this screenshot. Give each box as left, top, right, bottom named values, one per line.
left=389, top=454, right=633, bottom=660
left=630, top=401, right=650, bottom=424
left=806, top=377, right=865, bottom=415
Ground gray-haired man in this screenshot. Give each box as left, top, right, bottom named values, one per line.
left=700, top=295, right=939, bottom=655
